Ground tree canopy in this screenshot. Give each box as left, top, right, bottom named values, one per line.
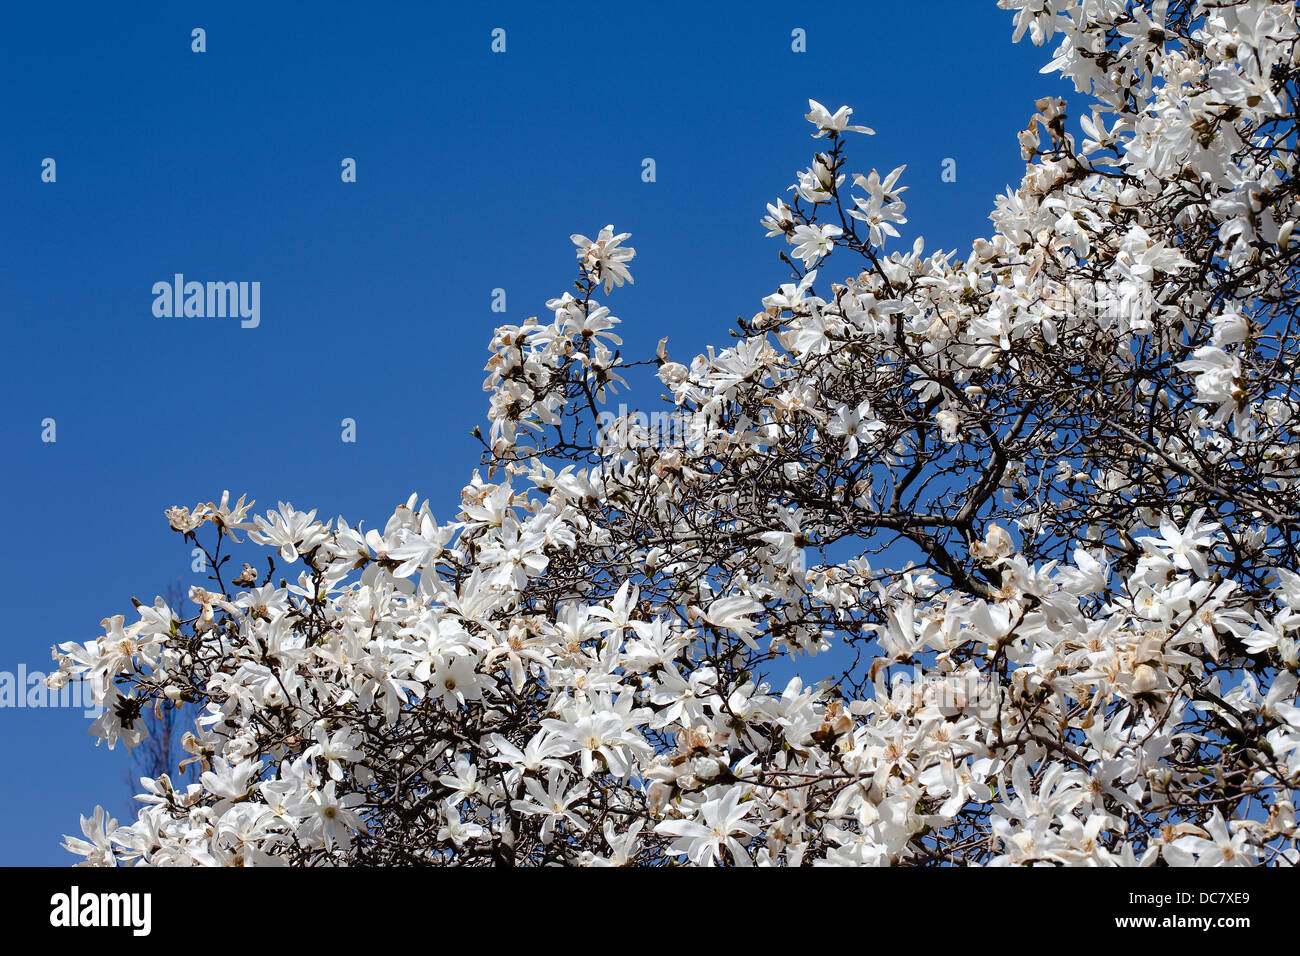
left=54, top=0, right=1300, bottom=866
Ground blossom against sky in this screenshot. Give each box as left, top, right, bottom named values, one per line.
left=0, top=0, right=1066, bottom=864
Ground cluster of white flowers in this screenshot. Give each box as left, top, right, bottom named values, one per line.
left=54, top=0, right=1300, bottom=865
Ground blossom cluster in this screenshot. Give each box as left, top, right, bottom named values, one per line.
left=53, top=0, right=1300, bottom=865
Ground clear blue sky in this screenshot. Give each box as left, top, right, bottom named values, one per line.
left=0, top=0, right=1076, bottom=864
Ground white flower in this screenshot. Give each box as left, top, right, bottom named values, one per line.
left=510, top=769, right=588, bottom=843
left=790, top=223, right=842, bottom=267
left=572, top=225, right=635, bottom=293
left=301, top=783, right=365, bottom=852
left=62, top=807, right=119, bottom=866
left=437, top=802, right=485, bottom=846
left=805, top=99, right=874, bottom=137
left=1167, top=811, right=1258, bottom=866
left=655, top=787, right=759, bottom=866
left=935, top=408, right=961, bottom=443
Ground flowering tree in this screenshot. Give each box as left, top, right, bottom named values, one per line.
left=54, top=0, right=1300, bottom=866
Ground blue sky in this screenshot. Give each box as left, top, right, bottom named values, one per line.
left=0, top=1, right=1077, bottom=864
